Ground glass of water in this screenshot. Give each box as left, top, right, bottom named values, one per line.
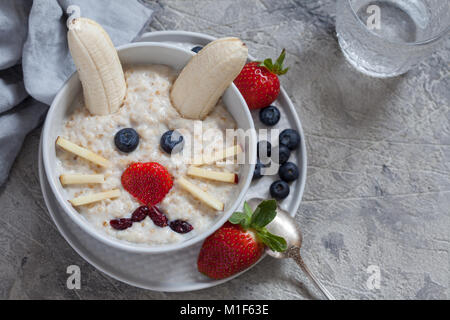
left=336, top=0, right=450, bottom=78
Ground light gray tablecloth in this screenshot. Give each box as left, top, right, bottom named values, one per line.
left=0, top=0, right=153, bottom=185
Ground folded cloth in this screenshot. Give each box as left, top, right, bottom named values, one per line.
left=0, top=0, right=153, bottom=185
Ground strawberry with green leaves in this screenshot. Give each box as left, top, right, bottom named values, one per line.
left=197, top=200, right=287, bottom=280
left=234, top=49, right=289, bottom=110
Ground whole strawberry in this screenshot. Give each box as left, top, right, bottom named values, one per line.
left=121, top=162, right=173, bottom=206
left=198, top=200, right=287, bottom=279
left=234, top=49, right=288, bottom=110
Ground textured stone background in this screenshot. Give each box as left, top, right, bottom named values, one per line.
left=0, top=0, right=449, bottom=299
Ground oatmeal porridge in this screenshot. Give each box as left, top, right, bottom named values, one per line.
left=56, top=65, right=241, bottom=245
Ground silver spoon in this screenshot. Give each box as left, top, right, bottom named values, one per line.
left=247, top=198, right=336, bottom=300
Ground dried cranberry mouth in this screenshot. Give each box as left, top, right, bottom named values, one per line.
left=110, top=205, right=193, bottom=234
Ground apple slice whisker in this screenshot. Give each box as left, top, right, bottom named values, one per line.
left=69, top=189, right=120, bottom=206
left=187, top=166, right=238, bottom=184
left=60, top=174, right=105, bottom=185
left=177, top=177, right=224, bottom=211
left=56, top=136, right=110, bottom=167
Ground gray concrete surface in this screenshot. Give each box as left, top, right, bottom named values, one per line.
left=0, top=0, right=449, bottom=299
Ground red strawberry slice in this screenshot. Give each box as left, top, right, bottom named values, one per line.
left=121, top=162, right=173, bottom=206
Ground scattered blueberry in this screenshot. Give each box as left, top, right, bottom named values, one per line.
left=148, top=206, right=169, bottom=227
left=110, top=218, right=133, bottom=230
left=160, top=130, right=184, bottom=154
left=270, top=180, right=290, bottom=200
left=279, top=129, right=300, bottom=150
left=259, top=105, right=281, bottom=126
left=169, top=220, right=193, bottom=234
left=257, top=140, right=272, bottom=158
left=114, top=128, right=139, bottom=153
left=278, top=162, right=299, bottom=182
left=274, top=144, right=291, bottom=165
left=253, top=159, right=263, bottom=180
left=131, top=206, right=149, bottom=222
left=191, top=46, right=203, bottom=53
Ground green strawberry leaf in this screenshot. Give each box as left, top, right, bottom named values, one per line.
left=250, top=207, right=261, bottom=227
left=274, top=49, right=286, bottom=70
left=261, top=58, right=273, bottom=71
left=229, top=211, right=247, bottom=225
left=257, top=199, right=277, bottom=212
left=230, top=202, right=255, bottom=227
left=258, top=230, right=287, bottom=252
left=230, top=200, right=287, bottom=254
left=259, top=49, right=288, bottom=76
left=250, top=200, right=277, bottom=229
left=229, top=200, right=288, bottom=252
left=242, top=202, right=254, bottom=227
left=278, top=67, right=289, bottom=75
left=243, top=202, right=253, bottom=218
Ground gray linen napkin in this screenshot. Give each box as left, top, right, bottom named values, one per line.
left=0, top=0, right=153, bottom=185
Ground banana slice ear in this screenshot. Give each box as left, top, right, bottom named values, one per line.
left=68, top=18, right=126, bottom=115
left=170, top=37, right=248, bottom=120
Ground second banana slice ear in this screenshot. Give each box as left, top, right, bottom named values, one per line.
left=68, top=18, right=126, bottom=116
left=170, top=37, right=248, bottom=120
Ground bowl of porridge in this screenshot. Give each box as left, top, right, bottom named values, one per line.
left=42, top=42, right=257, bottom=253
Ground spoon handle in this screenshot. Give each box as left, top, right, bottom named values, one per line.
left=288, top=247, right=336, bottom=300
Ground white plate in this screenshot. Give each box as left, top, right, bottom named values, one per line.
left=38, top=31, right=307, bottom=292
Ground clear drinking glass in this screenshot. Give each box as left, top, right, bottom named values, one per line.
left=336, top=0, right=450, bottom=78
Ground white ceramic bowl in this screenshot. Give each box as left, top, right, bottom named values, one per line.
left=42, top=42, right=257, bottom=254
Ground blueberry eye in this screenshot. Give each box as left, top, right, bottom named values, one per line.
left=160, top=130, right=184, bottom=154
left=114, top=128, right=139, bottom=153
